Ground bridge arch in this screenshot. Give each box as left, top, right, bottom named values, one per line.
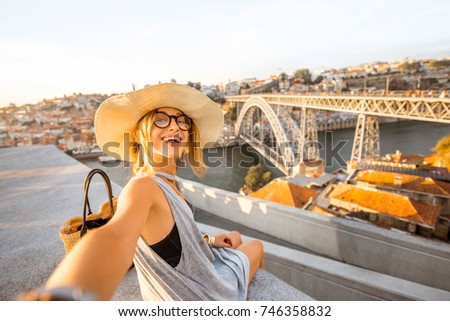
left=235, top=96, right=296, bottom=173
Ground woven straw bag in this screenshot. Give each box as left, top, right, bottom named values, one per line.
left=59, top=168, right=117, bottom=254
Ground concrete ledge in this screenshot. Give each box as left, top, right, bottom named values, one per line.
left=178, top=178, right=450, bottom=292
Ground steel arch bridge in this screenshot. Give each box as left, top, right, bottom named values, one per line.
left=235, top=96, right=319, bottom=175
left=228, top=94, right=450, bottom=176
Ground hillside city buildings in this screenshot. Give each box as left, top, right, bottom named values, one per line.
left=2, top=56, right=449, bottom=150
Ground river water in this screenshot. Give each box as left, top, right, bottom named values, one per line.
left=80, top=120, right=449, bottom=192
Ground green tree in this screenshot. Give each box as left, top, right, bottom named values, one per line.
left=313, top=75, right=324, bottom=84
left=432, top=134, right=450, bottom=168
left=229, top=106, right=237, bottom=121
left=294, top=69, right=312, bottom=85
left=397, top=62, right=421, bottom=73
left=187, top=82, right=201, bottom=90
left=244, top=163, right=272, bottom=192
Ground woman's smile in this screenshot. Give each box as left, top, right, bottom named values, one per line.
left=151, top=107, right=189, bottom=159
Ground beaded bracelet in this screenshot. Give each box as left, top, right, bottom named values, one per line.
left=203, top=233, right=215, bottom=247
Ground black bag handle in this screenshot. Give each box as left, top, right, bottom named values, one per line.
left=80, top=169, right=115, bottom=237
left=83, top=169, right=105, bottom=214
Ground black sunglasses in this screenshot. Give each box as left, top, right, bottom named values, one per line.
left=153, top=111, right=192, bottom=131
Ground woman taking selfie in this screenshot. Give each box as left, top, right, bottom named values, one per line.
left=43, top=83, right=265, bottom=300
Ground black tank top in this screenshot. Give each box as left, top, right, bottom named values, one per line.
left=150, top=224, right=182, bottom=268
left=148, top=199, right=194, bottom=267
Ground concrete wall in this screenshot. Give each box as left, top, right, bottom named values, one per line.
left=178, top=179, right=450, bottom=292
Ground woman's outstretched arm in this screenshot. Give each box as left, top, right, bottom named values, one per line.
left=45, top=176, right=158, bottom=300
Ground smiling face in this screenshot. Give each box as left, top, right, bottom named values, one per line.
left=150, top=107, right=190, bottom=160
left=131, top=106, right=205, bottom=177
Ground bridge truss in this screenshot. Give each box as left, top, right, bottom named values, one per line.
left=229, top=94, right=450, bottom=175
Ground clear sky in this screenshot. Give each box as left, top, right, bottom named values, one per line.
left=1, top=0, right=450, bottom=107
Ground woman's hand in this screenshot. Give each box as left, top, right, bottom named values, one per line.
left=213, top=231, right=243, bottom=249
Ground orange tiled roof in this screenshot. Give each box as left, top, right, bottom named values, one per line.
left=356, top=170, right=417, bottom=185
left=250, top=180, right=318, bottom=208
left=410, top=199, right=442, bottom=226
left=433, top=179, right=450, bottom=196
left=330, top=184, right=416, bottom=217
left=355, top=170, right=450, bottom=196
left=329, top=184, right=441, bottom=227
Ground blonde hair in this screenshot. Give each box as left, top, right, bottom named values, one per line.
left=130, top=110, right=206, bottom=178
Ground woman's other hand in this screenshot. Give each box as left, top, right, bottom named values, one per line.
left=213, top=231, right=243, bottom=249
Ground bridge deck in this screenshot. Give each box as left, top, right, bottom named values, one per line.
left=227, top=94, right=450, bottom=123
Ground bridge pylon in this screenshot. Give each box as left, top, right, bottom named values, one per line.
left=293, top=108, right=321, bottom=176
left=349, top=114, right=380, bottom=169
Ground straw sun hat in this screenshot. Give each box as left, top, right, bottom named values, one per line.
left=94, top=83, right=224, bottom=162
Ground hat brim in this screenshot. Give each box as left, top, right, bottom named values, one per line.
left=94, top=83, right=224, bottom=161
